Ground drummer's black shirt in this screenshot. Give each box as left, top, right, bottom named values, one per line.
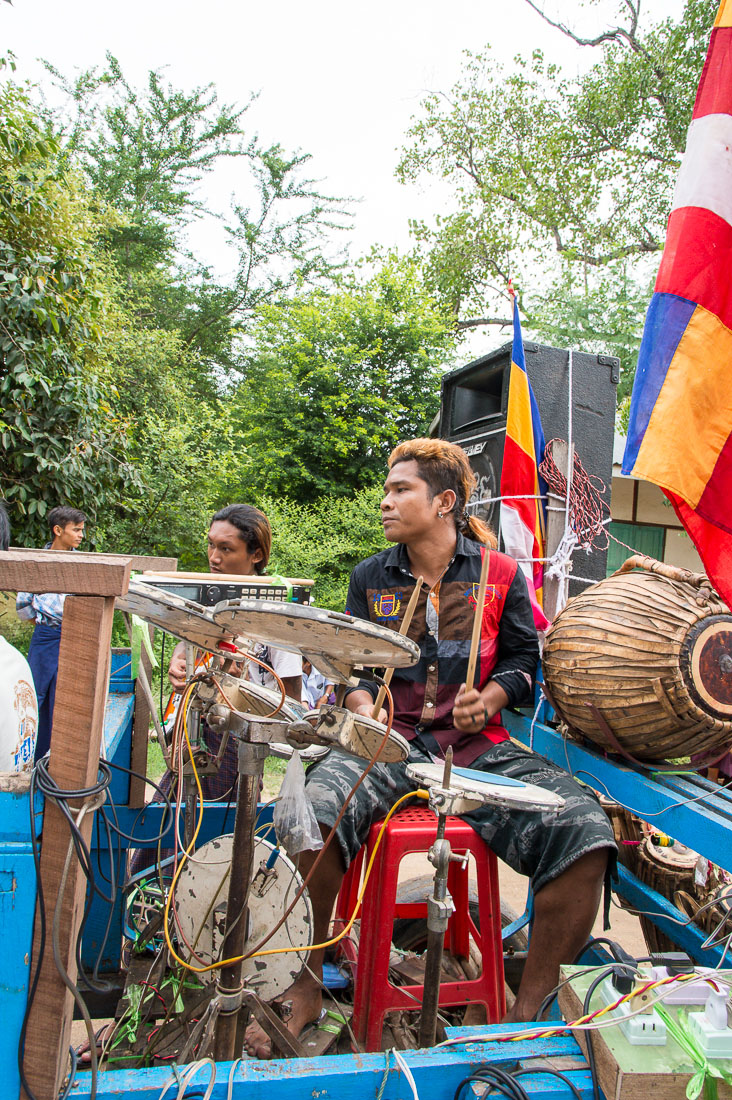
left=345, top=534, right=540, bottom=766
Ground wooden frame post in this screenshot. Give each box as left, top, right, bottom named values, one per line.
left=0, top=552, right=130, bottom=1100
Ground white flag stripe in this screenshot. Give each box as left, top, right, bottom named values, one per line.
left=672, top=113, right=732, bottom=226
left=500, top=503, right=535, bottom=585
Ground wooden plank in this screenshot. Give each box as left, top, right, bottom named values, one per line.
left=1, top=551, right=131, bottom=596
left=9, top=548, right=177, bottom=574
left=22, top=595, right=116, bottom=1100
left=128, top=623, right=154, bottom=807
left=142, top=570, right=313, bottom=585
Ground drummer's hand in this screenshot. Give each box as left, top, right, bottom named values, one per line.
left=453, top=686, right=487, bottom=732
left=453, top=681, right=509, bottom=733
left=168, top=651, right=188, bottom=693
left=355, top=702, right=388, bottom=724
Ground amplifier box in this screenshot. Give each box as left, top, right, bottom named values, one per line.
left=437, top=341, right=619, bottom=592
left=140, top=572, right=313, bottom=606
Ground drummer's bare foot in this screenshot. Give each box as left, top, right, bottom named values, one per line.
left=243, top=973, right=323, bottom=1059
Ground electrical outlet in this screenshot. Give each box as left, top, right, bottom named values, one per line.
left=597, top=976, right=667, bottom=1045
left=687, top=990, right=732, bottom=1058
left=649, top=966, right=720, bottom=1006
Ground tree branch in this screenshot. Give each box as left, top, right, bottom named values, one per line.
left=456, top=316, right=513, bottom=331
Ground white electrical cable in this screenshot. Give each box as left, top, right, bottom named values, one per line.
left=392, top=1049, right=420, bottom=1100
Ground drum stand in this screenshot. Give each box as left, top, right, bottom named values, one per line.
left=212, top=733, right=269, bottom=1061
left=418, top=748, right=468, bottom=1049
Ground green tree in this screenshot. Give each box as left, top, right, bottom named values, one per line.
left=232, top=255, right=457, bottom=501
left=263, top=486, right=387, bottom=611
left=397, top=0, right=714, bottom=390
left=43, top=55, right=349, bottom=386
left=0, top=80, right=139, bottom=543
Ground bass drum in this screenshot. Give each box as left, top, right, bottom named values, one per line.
left=173, top=834, right=313, bottom=1001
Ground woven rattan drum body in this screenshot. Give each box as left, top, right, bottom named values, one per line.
left=542, top=558, right=732, bottom=762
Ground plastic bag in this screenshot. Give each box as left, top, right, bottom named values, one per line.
left=273, top=753, right=324, bottom=857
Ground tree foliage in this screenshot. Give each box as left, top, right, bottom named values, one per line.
left=263, top=486, right=387, bottom=611
left=232, top=256, right=457, bottom=500
left=0, top=81, right=139, bottom=541
left=397, top=0, right=715, bottom=389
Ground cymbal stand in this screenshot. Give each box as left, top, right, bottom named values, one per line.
left=418, top=747, right=468, bottom=1049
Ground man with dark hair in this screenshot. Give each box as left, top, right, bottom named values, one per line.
left=0, top=503, right=38, bottom=770
left=16, top=504, right=86, bottom=759
left=245, top=438, right=616, bottom=1058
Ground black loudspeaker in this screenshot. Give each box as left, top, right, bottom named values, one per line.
left=437, top=341, right=619, bottom=593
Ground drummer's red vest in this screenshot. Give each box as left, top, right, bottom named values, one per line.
left=346, top=540, right=538, bottom=766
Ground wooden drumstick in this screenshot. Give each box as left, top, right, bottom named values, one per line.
left=465, top=549, right=490, bottom=692
left=371, top=576, right=424, bottom=719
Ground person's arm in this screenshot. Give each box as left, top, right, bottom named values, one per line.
left=168, top=641, right=188, bottom=693
left=453, top=565, right=539, bottom=732
left=15, top=592, right=36, bottom=622
left=315, top=683, right=335, bottom=708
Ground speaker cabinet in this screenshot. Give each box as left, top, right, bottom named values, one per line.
left=438, top=342, right=619, bottom=592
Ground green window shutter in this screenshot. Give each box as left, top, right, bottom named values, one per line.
left=606, top=522, right=666, bottom=576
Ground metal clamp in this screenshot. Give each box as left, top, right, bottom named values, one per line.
left=215, top=982, right=244, bottom=1015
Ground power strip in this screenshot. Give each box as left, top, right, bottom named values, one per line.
left=687, top=989, right=732, bottom=1058
left=597, top=975, right=667, bottom=1045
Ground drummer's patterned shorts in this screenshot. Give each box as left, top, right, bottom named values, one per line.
left=304, top=735, right=617, bottom=896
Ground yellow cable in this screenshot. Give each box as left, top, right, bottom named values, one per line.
left=162, top=685, right=206, bottom=965
left=166, top=787, right=431, bottom=974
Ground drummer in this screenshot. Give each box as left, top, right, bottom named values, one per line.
left=245, top=438, right=616, bottom=1057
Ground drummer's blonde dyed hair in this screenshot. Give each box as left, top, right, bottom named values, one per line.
left=388, top=438, right=497, bottom=547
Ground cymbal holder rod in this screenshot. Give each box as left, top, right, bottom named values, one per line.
left=419, top=748, right=457, bottom=1049
left=213, top=735, right=268, bottom=1063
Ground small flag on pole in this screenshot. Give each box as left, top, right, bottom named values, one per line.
left=622, top=0, right=732, bottom=609
left=500, top=287, right=550, bottom=631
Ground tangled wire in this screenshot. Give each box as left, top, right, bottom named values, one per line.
left=538, top=439, right=610, bottom=552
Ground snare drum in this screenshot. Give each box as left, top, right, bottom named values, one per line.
left=405, top=761, right=566, bottom=813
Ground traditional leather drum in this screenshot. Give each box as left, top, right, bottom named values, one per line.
left=636, top=837, right=698, bottom=954
left=542, top=556, right=732, bottom=762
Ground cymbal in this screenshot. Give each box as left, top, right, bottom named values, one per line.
left=212, top=600, right=420, bottom=684
left=116, top=579, right=242, bottom=652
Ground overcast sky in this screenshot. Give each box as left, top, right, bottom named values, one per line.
left=4, top=0, right=684, bottom=288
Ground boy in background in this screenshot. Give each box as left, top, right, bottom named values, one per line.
left=16, top=505, right=86, bottom=759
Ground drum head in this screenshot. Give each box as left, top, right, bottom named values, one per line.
left=338, top=712, right=410, bottom=763
left=212, top=600, right=420, bottom=680
left=405, top=761, right=565, bottom=812
left=173, top=834, right=313, bottom=1000
left=117, top=580, right=240, bottom=652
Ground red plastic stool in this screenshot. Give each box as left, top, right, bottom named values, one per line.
left=334, top=804, right=505, bottom=1051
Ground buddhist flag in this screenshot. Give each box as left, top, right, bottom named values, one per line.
left=500, top=291, right=550, bottom=631
left=622, top=0, right=732, bottom=608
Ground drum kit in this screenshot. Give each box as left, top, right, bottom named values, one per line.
left=116, top=577, right=564, bottom=1059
